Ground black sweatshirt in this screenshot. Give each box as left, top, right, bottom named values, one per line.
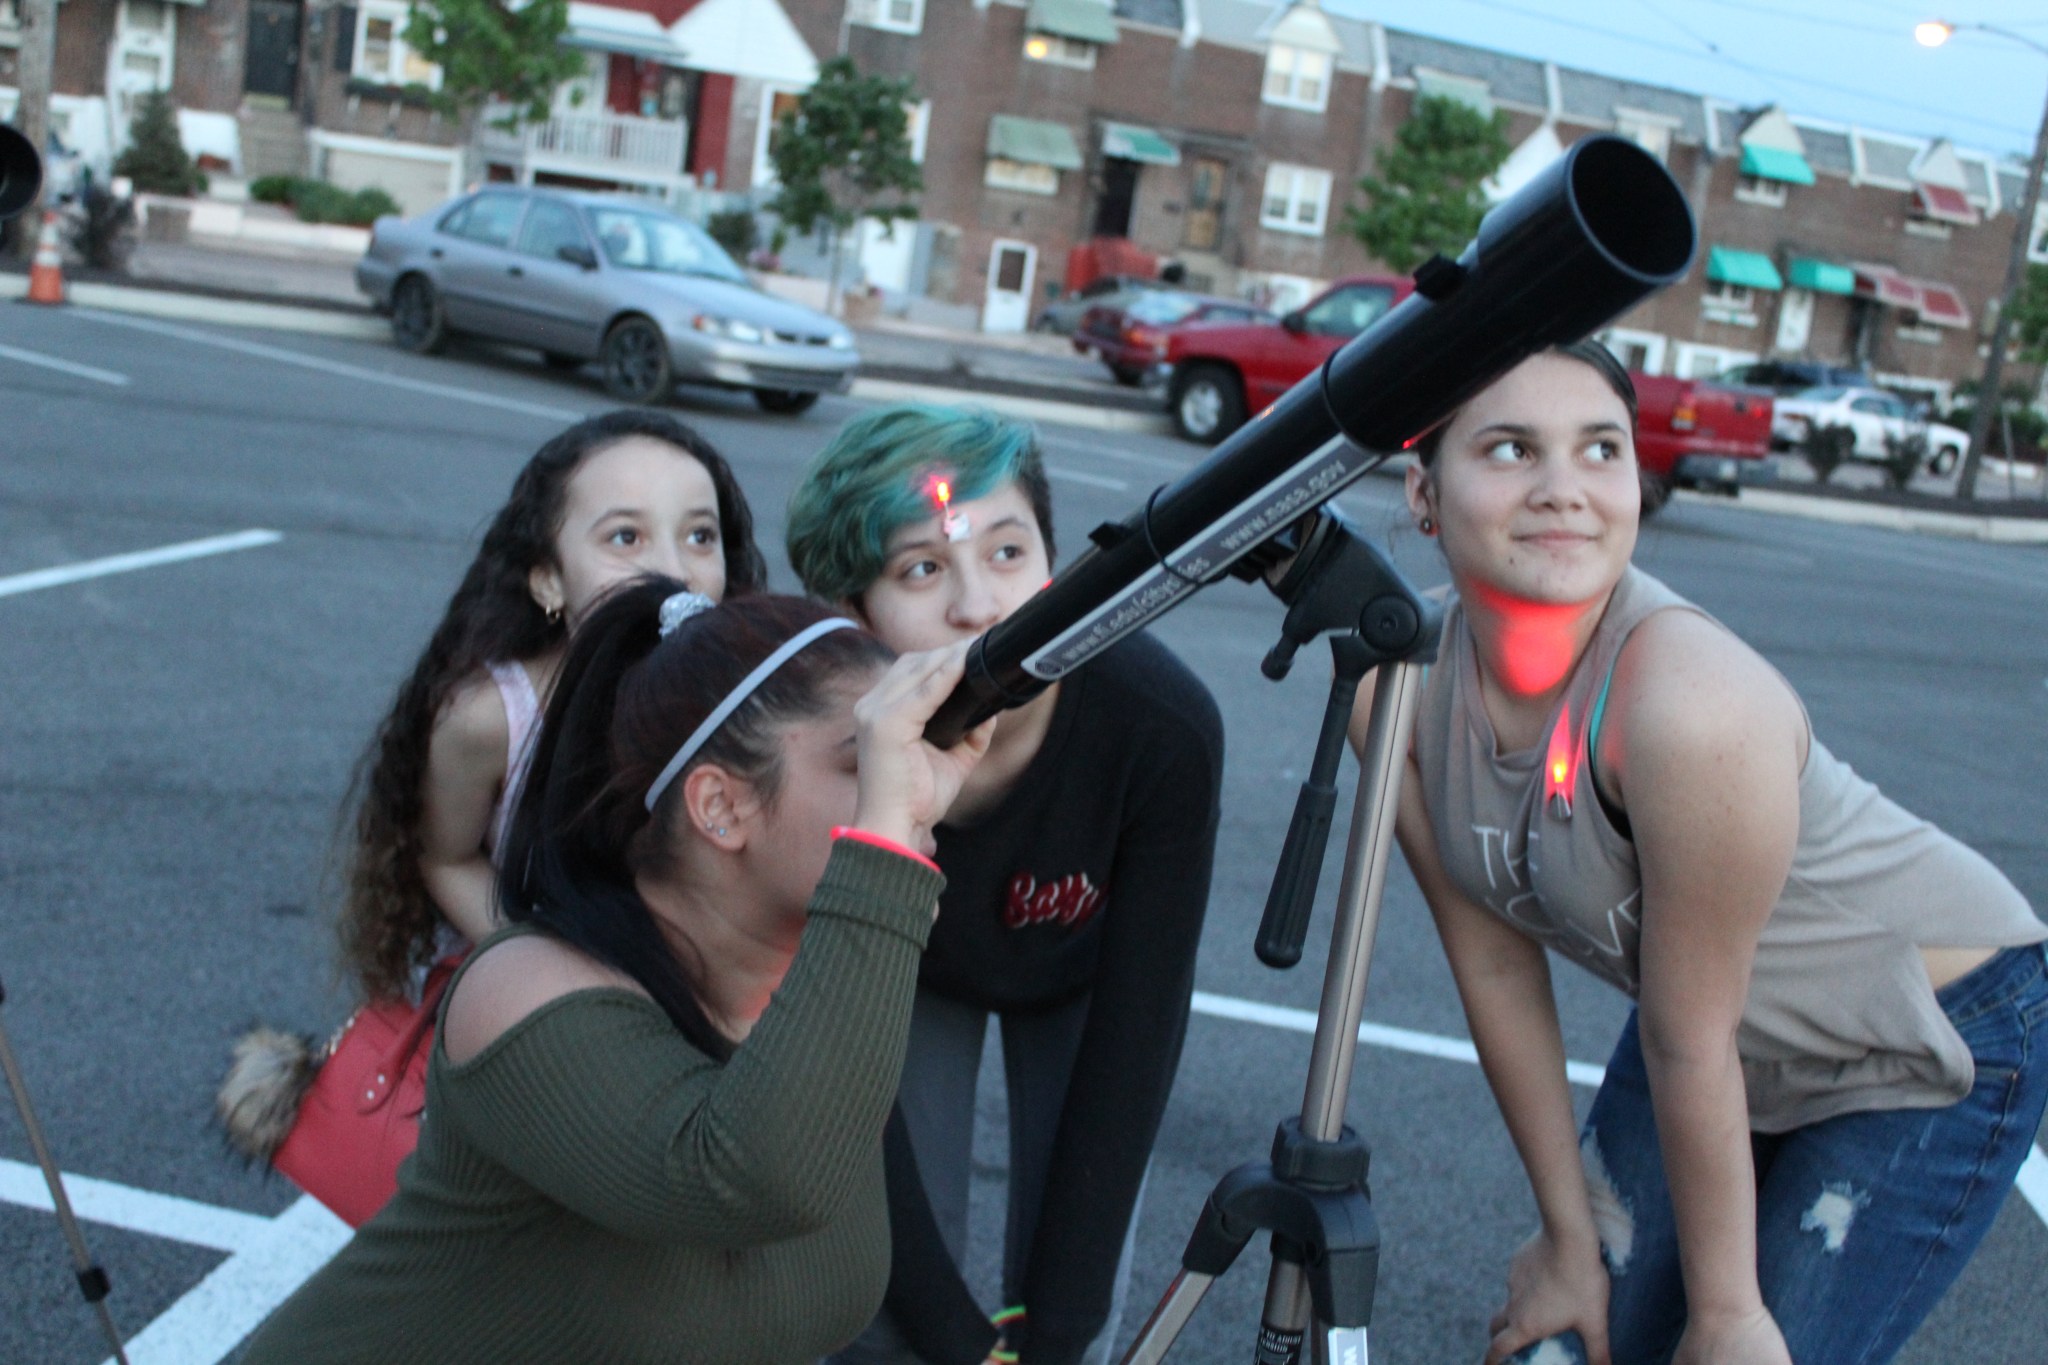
left=884, top=631, right=1224, bottom=1365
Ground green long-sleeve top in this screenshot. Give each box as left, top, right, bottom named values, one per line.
left=240, top=840, right=944, bottom=1365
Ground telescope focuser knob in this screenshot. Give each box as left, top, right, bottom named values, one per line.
left=1411, top=254, right=1468, bottom=301
left=1088, top=519, right=1137, bottom=552
left=1359, top=595, right=1421, bottom=656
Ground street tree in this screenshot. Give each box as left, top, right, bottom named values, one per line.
left=1346, top=94, right=1511, bottom=274
left=403, top=0, right=587, bottom=133
left=765, top=56, right=922, bottom=313
left=2010, top=261, right=2048, bottom=362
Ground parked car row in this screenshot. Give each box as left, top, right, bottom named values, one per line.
left=356, top=186, right=859, bottom=413
left=1769, top=385, right=1970, bottom=475
left=1072, top=290, right=1273, bottom=386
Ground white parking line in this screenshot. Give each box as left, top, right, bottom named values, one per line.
left=0, top=530, right=282, bottom=600
left=0, top=991, right=2039, bottom=1365
left=1045, top=464, right=1130, bottom=491
left=70, top=311, right=587, bottom=423
left=0, top=342, right=130, bottom=386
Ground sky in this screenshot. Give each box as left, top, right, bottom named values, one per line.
left=1320, top=0, right=2048, bottom=163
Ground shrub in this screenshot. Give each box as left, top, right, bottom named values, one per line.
left=706, top=208, right=758, bottom=260
left=66, top=179, right=138, bottom=270
left=1878, top=430, right=1929, bottom=492
left=250, top=174, right=301, bottom=205
left=115, top=91, right=206, bottom=197
left=1802, top=423, right=1855, bottom=485
left=289, top=182, right=402, bottom=226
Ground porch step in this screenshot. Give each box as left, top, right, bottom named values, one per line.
left=239, top=101, right=308, bottom=180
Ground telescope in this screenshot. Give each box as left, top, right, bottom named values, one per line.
left=0, top=123, right=43, bottom=221
left=925, top=133, right=1695, bottom=749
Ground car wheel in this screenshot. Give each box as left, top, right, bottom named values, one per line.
left=1929, top=444, right=1960, bottom=477
left=601, top=317, right=674, bottom=404
left=542, top=352, right=584, bottom=372
left=1109, top=363, right=1146, bottom=387
left=1170, top=364, right=1246, bottom=444
left=754, top=389, right=819, bottom=415
left=1639, top=471, right=1673, bottom=517
left=391, top=274, right=446, bottom=355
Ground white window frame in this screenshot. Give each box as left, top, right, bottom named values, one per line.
left=2032, top=204, right=2048, bottom=265
left=905, top=98, right=930, bottom=165
left=1671, top=342, right=1756, bottom=381
left=1614, top=108, right=1677, bottom=164
left=853, top=0, right=924, bottom=36
left=1598, top=327, right=1668, bottom=375
left=353, top=0, right=443, bottom=90
left=1733, top=172, right=1787, bottom=207
left=751, top=85, right=804, bottom=189
left=1893, top=323, right=1943, bottom=346
left=1023, top=31, right=1097, bottom=69
left=0, top=0, right=20, bottom=47
left=985, top=157, right=1059, bottom=195
left=1260, top=163, right=1331, bottom=237
left=1903, top=213, right=1952, bottom=241
left=1701, top=278, right=1759, bottom=328
left=1262, top=44, right=1331, bottom=112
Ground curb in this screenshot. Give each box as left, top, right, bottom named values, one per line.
left=1702, top=487, right=2048, bottom=544
left=1, top=274, right=388, bottom=340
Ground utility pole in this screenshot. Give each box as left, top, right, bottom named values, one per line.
left=13, top=0, right=56, bottom=258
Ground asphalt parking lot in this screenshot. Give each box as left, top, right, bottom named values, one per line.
left=3, top=302, right=2045, bottom=1364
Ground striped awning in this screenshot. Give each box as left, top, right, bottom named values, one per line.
left=1101, top=122, right=1180, bottom=166
left=1706, top=245, right=1784, bottom=292
left=987, top=115, right=1084, bottom=170
left=1852, top=263, right=1924, bottom=309
left=1913, top=183, right=1980, bottom=227
left=1786, top=257, right=1856, bottom=295
left=1914, top=284, right=1972, bottom=330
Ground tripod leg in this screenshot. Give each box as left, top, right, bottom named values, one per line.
left=0, top=991, right=131, bottom=1364
left=1118, top=1270, right=1219, bottom=1365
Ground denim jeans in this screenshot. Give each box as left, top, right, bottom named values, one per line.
left=1509, top=942, right=2048, bottom=1365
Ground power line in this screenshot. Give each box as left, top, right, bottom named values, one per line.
left=1411, top=0, right=2038, bottom=145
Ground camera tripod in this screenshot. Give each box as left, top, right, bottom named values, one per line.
left=1121, top=508, right=1440, bottom=1365
left=0, top=973, right=130, bottom=1363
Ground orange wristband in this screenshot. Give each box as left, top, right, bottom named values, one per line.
left=831, top=826, right=941, bottom=874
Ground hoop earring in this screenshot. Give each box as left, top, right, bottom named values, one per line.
left=1418, top=515, right=1436, bottom=537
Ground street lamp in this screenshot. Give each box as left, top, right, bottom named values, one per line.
left=1918, top=18, right=2048, bottom=499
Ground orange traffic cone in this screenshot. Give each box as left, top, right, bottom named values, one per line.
left=26, top=210, right=65, bottom=306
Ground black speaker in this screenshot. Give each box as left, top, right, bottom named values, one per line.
left=0, top=124, right=45, bottom=221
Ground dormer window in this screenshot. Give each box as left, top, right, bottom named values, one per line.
left=1024, top=32, right=1098, bottom=68
left=1264, top=44, right=1331, bottom=111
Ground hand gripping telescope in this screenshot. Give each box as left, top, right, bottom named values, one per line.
left=923, top=135, right=1696, bottom=1364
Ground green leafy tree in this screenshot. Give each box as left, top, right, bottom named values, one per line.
left=402, top=0, right=586, bottom=128
left=115, top=90, right=206, bottom=197
left=1346, top=94, right=1511, bottom=273
left=765, top=56, right=922, bottom=312
left=2009, top=261, right=2048, bottom=364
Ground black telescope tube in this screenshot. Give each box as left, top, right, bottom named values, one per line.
left=925, top=135, right=1696, bottom=747
left=0, top=124, right=44, bottom=222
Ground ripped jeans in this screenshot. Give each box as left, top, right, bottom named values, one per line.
left=1511, top=942, right=2048, bottom=1365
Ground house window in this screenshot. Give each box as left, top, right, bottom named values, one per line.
left=1734, top=174, right=1787, bottom=207
left=355, top=1, right=441, bottom=89
left=1672, top=343, right=1756, bottom=380
left=1702, top=278, right=1758, bottom=327
left=854, top=0, right=923, bottom=35
left=905, top=99, right=930, bottom=165
left=1260, top=163, right=1331, bottom=236
left=1614, top=110, right=1675, bottom=164
left=1263, top=44, right=1331, bottom=112
left=0, top=0, right=19, bottom=43
left=1023, top=32, right=1097, bottom=68
left=1599, top=327, right=1668, bottom=375
left=986, top=158, right=1059, bottom=195
left=1903, top=213, right=1952, bottom=241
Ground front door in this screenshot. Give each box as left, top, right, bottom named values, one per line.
left=1184, top=156, right=1225, bottom=250
left=110, top=0, right=176, bottom=138
left=244, top=0, right=302, bottom=101
left=982, top=239, right=1036, bottom=334
left=1093, top=157, right=1138, bottom=238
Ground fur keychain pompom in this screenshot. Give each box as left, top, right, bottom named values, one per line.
left=217, top=1027, right=320, bottom=1162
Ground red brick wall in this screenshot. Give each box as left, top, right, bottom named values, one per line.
left=690, top=70, right=733, bottom=185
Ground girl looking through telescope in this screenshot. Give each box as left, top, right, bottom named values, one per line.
left=1366, top=341, right=2047, bottom=1365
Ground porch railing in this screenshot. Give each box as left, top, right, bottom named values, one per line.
left=480, top=104, right=690, bottom=181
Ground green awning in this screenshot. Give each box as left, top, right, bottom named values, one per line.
left=1101, top=122, right=1180, bottom=166
left=1024, top=0, right=1119, bottom=44
left=987, top=116, right=1085, bottom=171
left=1738, top=144, right=1815, bottom=186
left=1706, top=246, right=1784, bottom=291
left=1786, top=257, right=1855, bottom=295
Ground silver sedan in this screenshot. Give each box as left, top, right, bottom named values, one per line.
left=356, top=187, right=859, bottom=413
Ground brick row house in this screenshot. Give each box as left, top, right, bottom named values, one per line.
left=3, top=0, right=2039, bottom=400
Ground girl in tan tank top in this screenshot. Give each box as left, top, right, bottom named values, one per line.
left=1362, top=344, right=2047, bottom=1365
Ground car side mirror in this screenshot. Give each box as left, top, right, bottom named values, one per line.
left=558, top=243, right=598, bottom=270
left=1280, top=310, right=1307, bottom=335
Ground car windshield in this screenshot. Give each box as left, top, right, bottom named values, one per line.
left=586, top=206, right=747, bottom=284
left=1795, top=386, right=1849, bottom=402
left=1126, top=294, right=1203, bottom=324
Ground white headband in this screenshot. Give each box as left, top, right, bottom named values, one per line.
left=643, top=616, right=860, bottom=812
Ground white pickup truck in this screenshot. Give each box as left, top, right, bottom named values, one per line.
left=1771, top=385, right=1970, bottom=475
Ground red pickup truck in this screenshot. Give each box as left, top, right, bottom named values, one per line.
left=1159, top=276, right=1773, bottom=511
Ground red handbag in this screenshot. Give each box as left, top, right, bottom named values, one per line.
left=272, top=956, right=463, bottom=1227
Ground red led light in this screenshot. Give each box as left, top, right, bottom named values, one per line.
left=1544, top=705, right=1575, bottom=818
